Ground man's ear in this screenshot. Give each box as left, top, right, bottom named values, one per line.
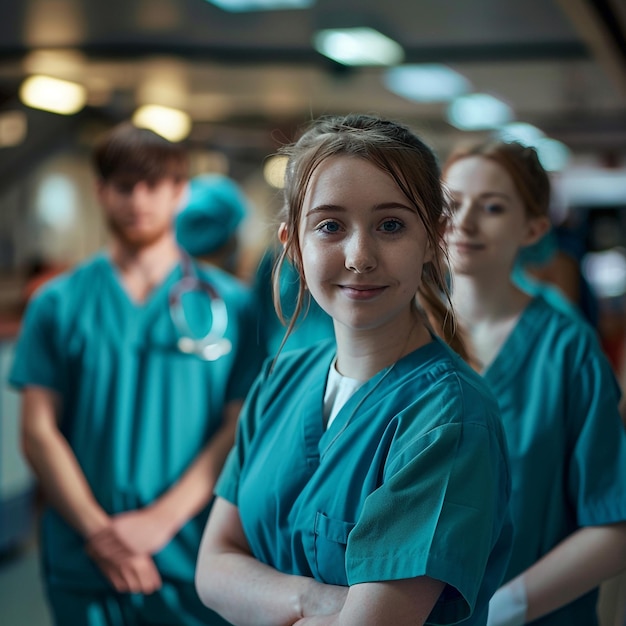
left=523, top=215, right=551, bottom=247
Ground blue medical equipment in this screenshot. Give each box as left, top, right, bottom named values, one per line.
left=169, top=253, right=232, bottom=360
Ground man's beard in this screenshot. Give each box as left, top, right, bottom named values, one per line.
left=107, top=216, right=169, bottom=250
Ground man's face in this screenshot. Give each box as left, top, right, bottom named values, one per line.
left=98, top=177, right=186, bottom=248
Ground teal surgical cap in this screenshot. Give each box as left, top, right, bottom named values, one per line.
left=176, top=174, right=248, bottom=256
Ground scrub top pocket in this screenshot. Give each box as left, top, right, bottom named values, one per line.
left=313, top=512, right=355, bottom=586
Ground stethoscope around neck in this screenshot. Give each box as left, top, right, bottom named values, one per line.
left=168, top=252, right=232, bottom=361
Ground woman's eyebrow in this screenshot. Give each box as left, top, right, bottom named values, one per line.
left=304, top=204, right=345, bottom=217
left=305, top=202, right=413, bottom=217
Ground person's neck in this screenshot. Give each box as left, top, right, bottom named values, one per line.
left=109, top=234, right=181, bottom=303
left=451, top=271, right=531, bottom=372
left=334, top=312, right=431, bottom=381
left=451, top=272, right=527, bottom=326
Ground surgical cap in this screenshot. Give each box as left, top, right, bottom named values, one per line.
left=176, top=174, right=248, bottom=256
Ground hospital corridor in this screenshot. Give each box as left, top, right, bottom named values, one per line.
left=2, top=0, right=626, bottom=625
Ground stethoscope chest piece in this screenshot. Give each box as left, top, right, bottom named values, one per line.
left=170, top=253, right=232, bottom=361
left=177, top=336, right=232, bottom=361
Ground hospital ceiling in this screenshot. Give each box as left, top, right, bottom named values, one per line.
left=0, top=0, right=625, bottom=186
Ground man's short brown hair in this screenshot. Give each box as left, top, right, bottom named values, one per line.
left=92, top=122, right=189, bottom=187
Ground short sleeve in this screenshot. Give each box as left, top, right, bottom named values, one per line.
left=346, top=421, right=511, bottom=624
left=567, top=343, right=626, bottom=525
left=9, top=289, right=64, bottom=392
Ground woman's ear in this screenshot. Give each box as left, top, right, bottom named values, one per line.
left=278, top=222, right=289, bottom=246
left=523, top=216, right=551, bottom=248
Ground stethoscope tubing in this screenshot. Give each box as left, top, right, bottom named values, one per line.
left=168, top=252, right=232, bottom=360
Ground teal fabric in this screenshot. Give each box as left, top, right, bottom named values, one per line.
left=216, top=338, right=513, bottom=625
left=176, top=175, right=248, bottom=257
left=252, top=249, right=334, bottom=357
left=9, top=253, right=263, bottom=592
left=46, top=580, right=231, bottom=626
left=483, top=294, right=626, bottom=626
left=512, top=267, right=585, bottom=323
left=515, top=229, right=557, bottom=269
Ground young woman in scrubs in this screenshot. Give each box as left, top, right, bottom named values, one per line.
left=443, top=141, right=626, bottom=626
left=195, top=114, right=514, bottom=626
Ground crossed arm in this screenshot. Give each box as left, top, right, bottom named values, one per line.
left=20, top=385, right=241, bottom=594
left=195, top=497, right=444, bottom=626
left=489, top=522, right=626, bottom=625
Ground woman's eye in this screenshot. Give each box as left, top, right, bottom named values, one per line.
left=484, top=203, right=505, bottom=214
left=318, top=220, right=341, bottom=233
left=380, top=219, right=403, bottom=233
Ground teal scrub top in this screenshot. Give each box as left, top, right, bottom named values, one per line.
left=483, top=294, right=626, bottom=626
left=216, top=338, right=514, bottom=625
left=252, top=249, right=334, bottom=357
left=9, top=253, right=263, bottom=590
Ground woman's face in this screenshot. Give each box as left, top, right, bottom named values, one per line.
left=443, top=155, right=547, bottom=278
left=294, top=155, right=432, bottom=334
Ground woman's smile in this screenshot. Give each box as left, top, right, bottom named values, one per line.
left=339, top=284, right=388, bottom=300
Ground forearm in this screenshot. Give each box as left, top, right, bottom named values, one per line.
left=296, top=577, right=443, bottom=626
left=519, top=523, right=626, bottom=622
left=150, top=401, right=242, bottom=535
left=196, top=550, right=344, bottom=626
left=22, top=422, right=108, bottom=537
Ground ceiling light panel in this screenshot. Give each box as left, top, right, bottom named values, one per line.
left=19, top=75, right=87, bottom=115
left=447, top=93, right=513, bottom=130
left=383, top=64, right=470, bottom=102
left=132, top=105, right=192, bottom=142
left=205, top=0, right=313, bottom=12
left=313, top=27, right=404, bottom=67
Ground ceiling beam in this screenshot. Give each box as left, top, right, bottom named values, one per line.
left=555, top=0, right=626, bottom=98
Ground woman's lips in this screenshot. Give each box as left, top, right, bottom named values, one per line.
left=453, top=241, right=484, bottom=253
left=340, top=285, right=387, bottom=299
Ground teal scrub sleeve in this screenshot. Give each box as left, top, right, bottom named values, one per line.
left=346, top=421, right=510, bottom=624
left=9, top=288, right=64, bottom=392
left=566, top=345, right=626, bottom=524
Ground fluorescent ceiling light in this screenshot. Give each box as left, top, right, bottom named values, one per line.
left=205, top=0, right=313, bottom=11
left=383, top=64, right=470, bottom=103
left=496, top=122, right=545, bottom=146
left=19, top=75, right=87, bottom=115
left=583, top=249, right=626, bottom=298
left=313, top=27, right=404, bottom=66
left=132, top=105, right=192, bottom=142
left=535, top=138, right=571, bottom=172
left=560, top=167, right=626, bottom=207
left=263, top=155, right=288, bottom=188
left=494, top=124, right=570, bottom=171
left=447, top=93, right=513, bottom=131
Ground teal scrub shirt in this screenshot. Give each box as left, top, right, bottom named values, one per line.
left=216, top=338, right=513, bottom=625
left=483, top=294, right=626, bottom=626
left=10, top=253, right=263, bottom=591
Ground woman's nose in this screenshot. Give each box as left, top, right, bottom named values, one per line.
left=454, top=202, right=477, bottom=233
left=344, top=232, right=377, bottom=274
